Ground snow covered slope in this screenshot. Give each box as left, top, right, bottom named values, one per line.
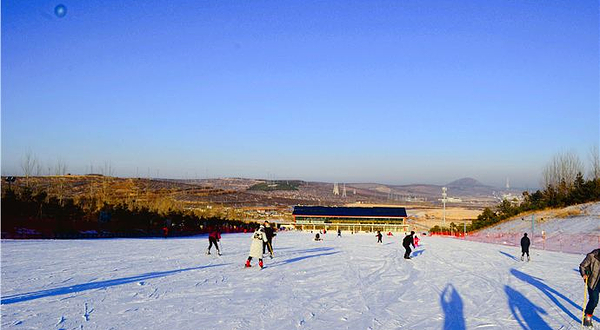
left=466, top=202, right=600, bottom=254
left=1, top=232, right=597, bottom=329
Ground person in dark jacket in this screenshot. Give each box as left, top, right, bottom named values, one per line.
left=262, top=221, right=276, bottom=258
left=376, top=231, right=383, bottom=243
left=337, top=229, right=342, bottom=237
left=580, top=248, right=600, bottom=327
left=207, top=229, right=221, bottom=255
left=520, top=233, right=530, bottom=261
left=403, top=231, right=415, bottom=259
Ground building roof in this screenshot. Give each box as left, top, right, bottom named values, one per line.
left=293, top=206, right=407, bottom=218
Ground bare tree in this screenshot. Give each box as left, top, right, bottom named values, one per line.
left=55, top=159, right=68, bottom=176
left=541, top=151, right=584, bottom=190
left=589, top=145, right=600, bottom=180
left=55, top=158, right=68, bottom=205
left=20, top=152, right=37, bottom=187
left=35, top=160, right=44, bottom=177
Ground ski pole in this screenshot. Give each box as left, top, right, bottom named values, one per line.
left=582, top=276, right=588, bottom=326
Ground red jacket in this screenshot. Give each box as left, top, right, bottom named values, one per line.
left=209, top=231, right=221, bottom=240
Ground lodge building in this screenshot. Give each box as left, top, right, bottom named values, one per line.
left=292, top=206, right=409, bottom=233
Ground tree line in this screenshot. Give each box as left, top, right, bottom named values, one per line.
left=1, top=186, right=259, bottom=239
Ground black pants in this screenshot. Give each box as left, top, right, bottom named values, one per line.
left=586, top=281, right=600, bottom=315
left=247, top=256, right=263, bottom=262
left=521, top=248, right=529, bottom=257
left=404, top=245, right=412, bottom=259
left=208, top=237, right=219, bottom=251
left=377, top=237, right=382, bottom=243
left=263, top=239, right=273, bottom=254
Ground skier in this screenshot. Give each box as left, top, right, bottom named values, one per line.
left=314, top=233, right=321, bottom=241
left=337, top=229, right=341, bottom=237
left=403, top=231, right=416, bottom=259
left=262, top=221, right=276, bottom=259
left=376, top=231, right=383, bottom=243
left=414, top=235, right=420, bottom=247
left=520, top=233, right=530, bottom=261
left=207, top=228, right=221, bottom=255
left=580, top=248, right=600, bottom=327
left=245, top=225, right=268, bottom=269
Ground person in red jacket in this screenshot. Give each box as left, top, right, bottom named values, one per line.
left=414, top=235, right=420, bottom=248
left=207, top=229, right=221, bottom=255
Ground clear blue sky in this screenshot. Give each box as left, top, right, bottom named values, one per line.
left=2, top=0, right=598, bottom=188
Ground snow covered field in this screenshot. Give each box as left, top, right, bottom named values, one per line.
left=466, top=202, right=600, bottom=254
left=2, top=232, right=598, bottom=329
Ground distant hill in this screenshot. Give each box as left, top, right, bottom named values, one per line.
left=447, top=177, right=487, bottom=188
left=445, top=177, right=495, bottom=197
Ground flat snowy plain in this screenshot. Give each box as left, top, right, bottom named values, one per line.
left=2, top=232, right=598, bottom=330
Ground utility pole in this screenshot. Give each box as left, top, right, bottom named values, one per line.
left=442, top=187, right=447, bottom=226
left=531, top=214, right=535, bottom=245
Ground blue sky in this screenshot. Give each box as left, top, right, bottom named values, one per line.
left=2, top=0, right=598, bottom=188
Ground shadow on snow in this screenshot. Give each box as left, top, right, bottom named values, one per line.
left=510, top=268, right=599, bottom=323
left=270, top=251, right=340, bottom=267
left=505, top=285, right=552, bottom=330
left=499, top=251, right=519, bottom=261
left=1, top=263, right=229, bottom=305
left=412, top=249, right=425, bottom=258
left=440, top=284, right=465, bottom=330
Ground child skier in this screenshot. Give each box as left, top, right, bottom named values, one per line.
left=245, top=225, right=268, bottom=269
left=520, top=233, right=530, bottom=261
left=403, top=231, right=416, bottom=259
left=207, top=228, right=221, bottom=255
left=580, top=248, right=600, bottom=327
left=414, top=235, right=420, bottom=247
left=376, top=231, right=383, bottom=243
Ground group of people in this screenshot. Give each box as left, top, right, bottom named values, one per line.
left=208, top=224, right=600, bottom=327
left=245, top=221, right=276, bottom=269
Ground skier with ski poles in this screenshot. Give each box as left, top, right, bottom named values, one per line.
left=403, top=231, right=416, bottom=259
left=580, top=248, right=600, bottom=327
left=207, top=228, right=221, bottom=255
left=520, top=233, right=530, bottom=262
left=246, top=224, right=268, bottom=269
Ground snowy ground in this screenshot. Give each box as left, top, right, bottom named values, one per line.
left=466, top=202, right=600, bottom=254
left=2, top=232, right=598, bottom=330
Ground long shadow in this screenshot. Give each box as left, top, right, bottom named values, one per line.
left=2, top=264, right=229, bottom=305
left=505, top=285, right=552, bottom=330
left=412, top=249, right=425, bottom=258
left=285, top=247, right=336, bottom=255
left=270, top=251, right=340, bottom=267
left=440, top=284, right=465, bottom=330
left=510, top=268, right=599, bottom=323
left=499, top=251, right=519, bottom=261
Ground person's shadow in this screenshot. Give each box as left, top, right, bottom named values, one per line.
left=499, top=251, right=518, bottom=261
left=505, top=285, right=552, bottom=330
left=440, top=284, right=466, bottom=330
left=511, top=268, right=599, bottom=323
left=412, top=249, right=425, bottom=258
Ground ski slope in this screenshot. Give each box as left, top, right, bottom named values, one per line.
left=1, top=232, right=598, bottom=330
left=466, top=202, right=600, bottom=254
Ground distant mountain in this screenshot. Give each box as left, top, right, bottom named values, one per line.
left=444, top=178, right=495, bottom=197
left=446, top=178, right=488, bottom=188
